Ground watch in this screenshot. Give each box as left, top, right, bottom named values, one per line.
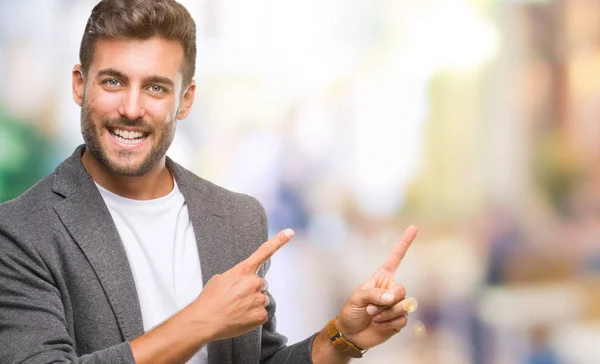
left=326, top=316, right=368, bottom=358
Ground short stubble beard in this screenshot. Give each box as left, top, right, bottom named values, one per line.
left=80, top=100, right=177, bottom=177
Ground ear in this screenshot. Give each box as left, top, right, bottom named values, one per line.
left=177, top=79, right=196, bottom=120
left=72, top=65, right=85, bottom=107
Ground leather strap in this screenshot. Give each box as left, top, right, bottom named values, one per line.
left=326, top=317, right=368, bottom=358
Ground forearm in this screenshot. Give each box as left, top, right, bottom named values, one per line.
left=130, top=304, right=213, bottom=364
left=311, top=327, right=352, bottom=364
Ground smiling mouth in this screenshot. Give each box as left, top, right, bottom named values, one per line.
left=108, top=127, right=150, bottom=145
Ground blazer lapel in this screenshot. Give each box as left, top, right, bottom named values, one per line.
left=51, top=147, right=144, bottom=341
left=168, top=159, right=235, bottom=364
left=50, top=147, right=235, bottom=362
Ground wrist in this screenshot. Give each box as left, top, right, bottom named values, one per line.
left=131, top=309, right=210, bottom=364
left=182, top=302, right=220, bottom=345
left=311, top=327, right=352, bottom=364
left=334, top=317, right=357, bottom=347
left=327, top=316, right=367, bottom=359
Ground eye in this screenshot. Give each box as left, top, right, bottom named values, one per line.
left=148, top=85, right=165, bottom=93
left=104, top=79, right=121, bottom=87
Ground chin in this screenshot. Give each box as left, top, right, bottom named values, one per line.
left=109, top=160, right=156, bottom=177
left=92, top=149, right=153, bottom=177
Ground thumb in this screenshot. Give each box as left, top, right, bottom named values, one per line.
left=350, top=287, right=396, bottom=307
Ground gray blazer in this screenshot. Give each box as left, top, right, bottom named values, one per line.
left=0, top=146, right=315, bottom=364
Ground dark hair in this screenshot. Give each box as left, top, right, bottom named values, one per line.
left=79, top=0, right=196, bottom=86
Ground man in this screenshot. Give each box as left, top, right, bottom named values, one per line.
left=0, top=1, right=418, bottom=363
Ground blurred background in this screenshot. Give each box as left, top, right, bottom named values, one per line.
left=1, top=0, right=600, bottom=363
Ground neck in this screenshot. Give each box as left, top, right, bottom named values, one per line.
left=82, top=149, right=174, bottom=200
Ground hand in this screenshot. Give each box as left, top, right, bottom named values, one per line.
left=187, top=228, right=294, bottom=341
left=336, top=225, right=418, bottom=349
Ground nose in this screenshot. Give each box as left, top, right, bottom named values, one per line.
left=118, top=88, right=146, bottom=120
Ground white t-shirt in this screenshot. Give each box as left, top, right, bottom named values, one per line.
left=96, top=180, right=208, bottom=363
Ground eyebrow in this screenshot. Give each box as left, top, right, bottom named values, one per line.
left=96, top=68, right=175, bottom=88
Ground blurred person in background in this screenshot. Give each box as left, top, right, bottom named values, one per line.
left=0, top=1, right=420, bottom=363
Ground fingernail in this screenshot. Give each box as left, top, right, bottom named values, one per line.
left=374, top=314, right=381, bottom=321
left=283, top=229, right=294, bottom=238
left=382, top=292, right=394, bottom=303
left=366, top=305, right=378, bottom=315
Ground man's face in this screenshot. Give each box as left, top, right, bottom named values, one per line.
left=73, top=36, right=194, bottom=177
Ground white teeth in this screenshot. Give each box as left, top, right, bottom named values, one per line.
left=112, top=128, right=144, bottom=139
left=113, top=134, right=145, bottom=145
left=110, top=128, right=146, bottom=145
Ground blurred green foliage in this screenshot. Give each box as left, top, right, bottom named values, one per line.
left=0, top=107, right=55, bottom=202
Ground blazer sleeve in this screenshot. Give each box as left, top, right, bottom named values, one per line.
left=249, top=198, right=318, bottom=364
left=0, top=228, right=135, bottom=364
left=259, top=270, right=319, bottom=364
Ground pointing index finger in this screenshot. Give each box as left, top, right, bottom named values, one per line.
left=380, top=225, right=418, bottom=273
left=243, top=228, right=295, bottom=271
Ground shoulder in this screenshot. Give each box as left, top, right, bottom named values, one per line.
left=198, top=174, right=266, bottom=226
left=0, top=173, right=62, bottom=271
left=170, top=160, right=266, bottom=219
left=170, top=161, right=269, bottom=245
left=0, top=173, right=59, bottom=230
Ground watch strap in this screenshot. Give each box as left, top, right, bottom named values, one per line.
left=326, top=316, right=368, bottom=358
